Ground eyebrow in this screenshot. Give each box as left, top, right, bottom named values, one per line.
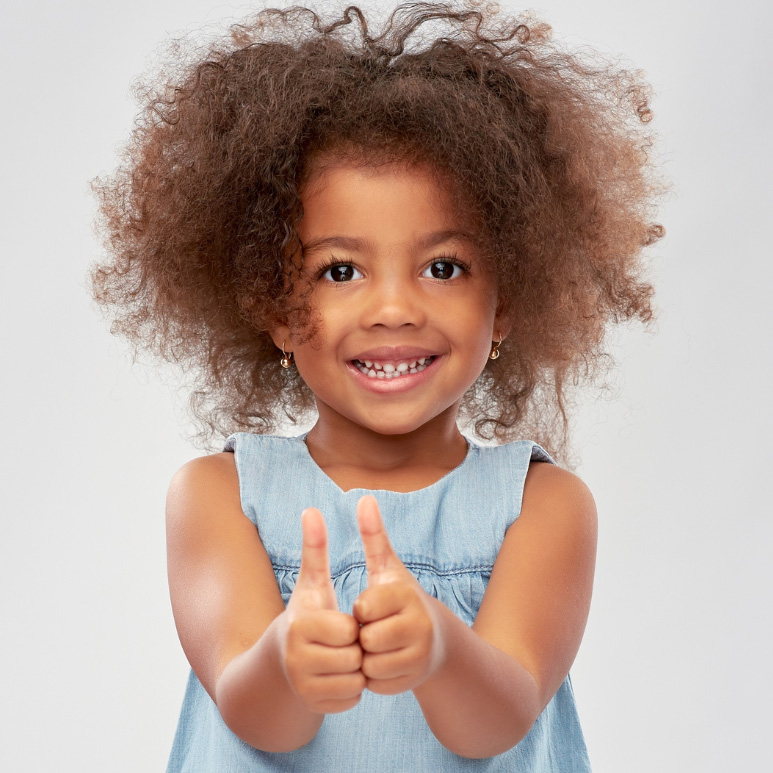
left=300, top=229, right=476, bottom=256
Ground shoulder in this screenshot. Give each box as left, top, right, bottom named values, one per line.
left=510, top=461, right=597, bottom=553
left=168, top=452, right=238, bottom=500
left=166, top=452, right=240, bottom=535
left=523, top=462, right=596, bottom=517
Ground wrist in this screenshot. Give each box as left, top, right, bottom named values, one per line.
left=215, top=615, right=324, bottom=751
left=422, top=594, right=448, bottom=683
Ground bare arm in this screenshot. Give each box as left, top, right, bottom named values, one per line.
left=166, top=454, right=363, bottom=752
left=353, top=463, right=597, bottom=758
left=419, top=462, right=596, bottom=756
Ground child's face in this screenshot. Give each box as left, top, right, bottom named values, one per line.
left=273, top=161, right=507, bottom=437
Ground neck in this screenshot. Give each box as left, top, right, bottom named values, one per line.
left=304, top=406, right=468, bottom=491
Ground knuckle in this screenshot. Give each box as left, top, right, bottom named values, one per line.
left=343, top=615, right=360, bottom=643
left=361, top=653, right=385, bottom=680
left=361, top=653, right=376, bottom=678
left=353, top=593, right=373, bottom=621
left=342, top=671, right=366, bottom=696
left=360, top=624, right=385, bottom=652
left=358, top=626, right=374, bottom=651
left=345, top=643, right=363, bottom=670
left=366, top=676, right=406, bottom=696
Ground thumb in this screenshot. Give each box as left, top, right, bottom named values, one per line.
left=356, top=495, right=403, bottom=586
left=295, top=508, right=337, bottom=610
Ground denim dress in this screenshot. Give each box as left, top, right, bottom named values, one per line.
left=167, top=433, right=591, bottom=772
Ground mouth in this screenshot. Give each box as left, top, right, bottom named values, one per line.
left=351, top=355, right=437, bottom=380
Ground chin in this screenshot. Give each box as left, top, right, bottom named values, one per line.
left=362, top=421, right=421, bottom=437
left=358, top=412, right=444, bottom=438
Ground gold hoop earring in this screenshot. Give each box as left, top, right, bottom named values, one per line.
left=280, top=342, right=294, bottom=369
left=489, top=337, right=503, bottom=360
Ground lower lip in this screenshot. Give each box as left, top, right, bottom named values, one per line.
left=346, top=357, right=440, bottom=393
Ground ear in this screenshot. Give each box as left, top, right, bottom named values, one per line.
left=493, top=297, right=512, bottom=342
left=269, top=324, right=292, bottom=353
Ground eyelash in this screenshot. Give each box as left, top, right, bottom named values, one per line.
left=427, top=253, right=472, bottom=277
left=314, top=256, right=356, bottom=281
left=314, top=253, right=472, bottom=281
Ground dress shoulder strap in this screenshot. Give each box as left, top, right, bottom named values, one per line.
left=465, top=439, right=554, bottom=532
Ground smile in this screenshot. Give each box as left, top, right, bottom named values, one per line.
left=352, top=356, right=436, bottom=379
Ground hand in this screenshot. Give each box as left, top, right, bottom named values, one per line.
left=280, top=508, right=365, bottom=714
left=353, top=495, right=443, bottom=695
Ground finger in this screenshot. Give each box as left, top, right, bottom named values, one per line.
left=286, top=637, right=363, bottom=679
left=361, top=649, right=415, bottom=681
left=308, top=642, right=363, bottom=676
left=298, top=508, right=332, bottom=588
left=306, top=673, right=367, bottom=713
left=364, top=673, right=416, bottom=696
left=358, top=610, right=426, bottom=653
left=356, top=495, right=402, bottom=584
left=291, top=610, right=360, bottom=647
left=353, top=583, right=413, bottom=625
left=314, top=694, right=364, bottom=715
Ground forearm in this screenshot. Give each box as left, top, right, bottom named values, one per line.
left=413, top=598, right=541, bottom=759
left=214, top=613, right=323, bottom=752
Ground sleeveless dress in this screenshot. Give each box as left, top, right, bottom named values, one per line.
left=167, top=433, right=591, bottom=772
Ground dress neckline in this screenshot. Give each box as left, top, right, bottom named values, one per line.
left=294, top=433, right=477, bottom=496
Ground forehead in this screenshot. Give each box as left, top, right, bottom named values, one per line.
left=298, top=161, right=479, bottom=250
left=302, top=158, right=452, bottom=204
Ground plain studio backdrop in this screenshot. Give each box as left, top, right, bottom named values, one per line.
left=1, top=1, right=770, bottom=770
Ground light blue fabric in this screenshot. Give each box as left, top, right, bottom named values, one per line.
left=167, top=433, right=591, bottom=772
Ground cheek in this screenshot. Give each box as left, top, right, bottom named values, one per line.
left=305, top=297, right=360, bottom=346
left=287, top=306, right=346, bottom=372
left=283, top=295, right=334, bottom=350
left=464, top=291, right=498, bottom=339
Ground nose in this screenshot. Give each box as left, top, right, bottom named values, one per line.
left=359, top=271, right=427, bottom=329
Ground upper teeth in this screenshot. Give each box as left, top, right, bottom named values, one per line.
left=353, top=357, right=433, bottom=378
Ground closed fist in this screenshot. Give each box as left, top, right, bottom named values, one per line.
left=353, top=496, right=443, bottom=695
left=281, top=508, right=365, bottom=713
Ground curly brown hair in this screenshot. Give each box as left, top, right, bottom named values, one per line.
left=89, top=1, right=664, bottom=459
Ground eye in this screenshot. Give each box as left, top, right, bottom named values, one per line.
left=321, top=263, right=363, bottom=282
left=422, top=260, right=466, bottom=280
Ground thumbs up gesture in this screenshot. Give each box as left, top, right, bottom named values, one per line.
left=353, top=495, right=443, bottom=695
left=280, top=508, right=365, bottom=714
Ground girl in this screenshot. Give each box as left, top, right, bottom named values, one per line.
left=90, top=3, right=663, bottom=770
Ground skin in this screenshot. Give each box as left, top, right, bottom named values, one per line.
left=274, top=161, right=507, bottom=490
left=166, top=161, right=597, bottom=757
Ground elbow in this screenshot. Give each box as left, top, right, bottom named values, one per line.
left=216, top=690, right=318, bottom=754
left=436, top=706, right=539, bottom=759
left=454, top=677, right=542, bottom=758
left=213, top=678, right=266, bottom=751
left=442, top=725, right=534, bottom=760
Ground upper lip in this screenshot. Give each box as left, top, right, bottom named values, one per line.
left=350, top=346, right=439, bottom=361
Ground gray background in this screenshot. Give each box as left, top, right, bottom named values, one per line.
left=1, top=0, right=770, bottom=770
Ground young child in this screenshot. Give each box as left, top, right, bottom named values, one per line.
left=90, top=3, right=663, bottom=770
